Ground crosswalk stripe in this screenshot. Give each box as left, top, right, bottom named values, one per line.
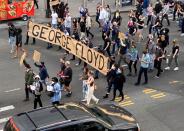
left=119, top=100, right=132, bottom=105
left=0, top=117, right=10, bottom=124
left=151, top=93, right=165, bottom=97
left=143, top=90, right=156, bottom=94
left=115, top=96, right=130, bottom=101
left=120, top=102, right=134, bottom=107
left=0, top=105, right=15, bottom=112
left=152, top=94, right=166, bottom=99
left=143, top=89, right=155, bottom=92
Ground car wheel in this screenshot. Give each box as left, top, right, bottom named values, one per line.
left=22, top=15, right=28, bottom=21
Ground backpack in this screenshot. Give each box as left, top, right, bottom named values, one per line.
left=39, top=81, right=43, bottom=92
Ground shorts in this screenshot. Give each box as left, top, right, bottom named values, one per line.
left=64, top=79, right=71, bottom=87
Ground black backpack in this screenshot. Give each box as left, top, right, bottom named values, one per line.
left=39, top=81, right=43, bottom=92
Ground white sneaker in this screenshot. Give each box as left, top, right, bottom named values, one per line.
left=174, top=67, right=179, bottom=71
left=75, top=63, right=79, bottom=66
left=81, top=99, right=87, bottom=102
left=95, top=99, right=99, bottom=104
left=165, top=67, right=170, bottom=70
left=180, top=33, right=184, bottom=36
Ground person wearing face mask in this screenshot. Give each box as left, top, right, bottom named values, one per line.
left=127, top=42, right=138, bottom=76
left=103, top=64, right=118, bottom=99
left=31, top=75, right=43, bottom=109
left=50, top=77, right=62, bottom=106
left=135, top=50, right=150, bottom=86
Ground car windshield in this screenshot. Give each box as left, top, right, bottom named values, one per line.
left=88, top=107, right=115, bottom=126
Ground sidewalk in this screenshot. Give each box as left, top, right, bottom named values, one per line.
left=0, top=0, right=135, bottom=29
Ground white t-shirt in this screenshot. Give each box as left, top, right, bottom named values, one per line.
left=51, top=13, right=58, bottom=24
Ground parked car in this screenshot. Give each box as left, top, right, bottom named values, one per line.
left=4, top=102, right=140, bottom=131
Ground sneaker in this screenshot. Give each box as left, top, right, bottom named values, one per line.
left=95, top=99, right=99, bottom=104
left=165, top=66, right=170, bottom=70
left=154, top=76, right=159, bottom=79
left=174, top=67, right=179, bottom=71
left=134, top=83, right=140, bottom=86
left=81, top=99, right=87, bottom=102
left=75, top=63, right=79, bottom=66
left=180, top=33, right=184, bottom=36
left=103, top=94, right=109, bottom=99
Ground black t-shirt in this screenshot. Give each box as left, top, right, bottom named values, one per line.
left=155, top=47, right=163, bottom=59
left=119, top=43, right=127, bottom=55
left=80, top=21, right=86, bottom=32
left=129, top=25, right=136, bottom=35
left=104, top=38, right=111, bottom=50
left=138, top=20, right=144, bottom=29
left=64, top=67, right=72, bottom=81
left=172, top=45, right=179, bottom=54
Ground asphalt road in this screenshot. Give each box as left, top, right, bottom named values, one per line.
left=0, top=13, right=184, bottom=131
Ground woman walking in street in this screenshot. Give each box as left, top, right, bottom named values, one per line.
left=51, top=77, right=62, bottom=106
left=86, top=71, right=99, bottom=105
left=86, top=13, right=94, bottom=39
left=31, top=75, right=43, bottom=109
left=111, top=66, right=126, bottom=102
left=79, top=67, right=89, bottom=102
left=127, top=42, right=138, bottom=76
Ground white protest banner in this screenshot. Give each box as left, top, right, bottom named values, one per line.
left=28, top=21, right=109, bottom=75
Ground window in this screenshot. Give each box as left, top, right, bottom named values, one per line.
left=49, top=124, right=80, bottom=131
left=81, top=122, right=106, bottom=131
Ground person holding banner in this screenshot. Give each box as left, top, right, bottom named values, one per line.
left=62, top=61, right=73, bottom=97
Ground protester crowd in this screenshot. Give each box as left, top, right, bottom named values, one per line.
left=7, top=0, right=184, bottom=108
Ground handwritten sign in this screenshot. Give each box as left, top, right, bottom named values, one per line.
left=28, top=21, right=109, bottom=75
left=33, top=50, right=41, bottom=62
left=20, top=52, right=26, bottom=66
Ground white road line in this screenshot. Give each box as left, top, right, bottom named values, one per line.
left=0, top=117, right=10, bottom=124
left=4, top=88, right=21, bottom=93
left=0, top=105, right=15, bottom=112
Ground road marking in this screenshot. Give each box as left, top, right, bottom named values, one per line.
left=152, top=94, right=166, bottom=99
left=115, top=96, right=130, bottom=101
left=0, top=117, right=10, bottom=124
left=0, top=105, right=15, bottom=112
left=143, top=90, right=156, bottom=94
left=120, top=102, right=134, bottom=107
left=4, top=88, right=21, bottom=93
left=150, top=92, right=166, bottom=99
